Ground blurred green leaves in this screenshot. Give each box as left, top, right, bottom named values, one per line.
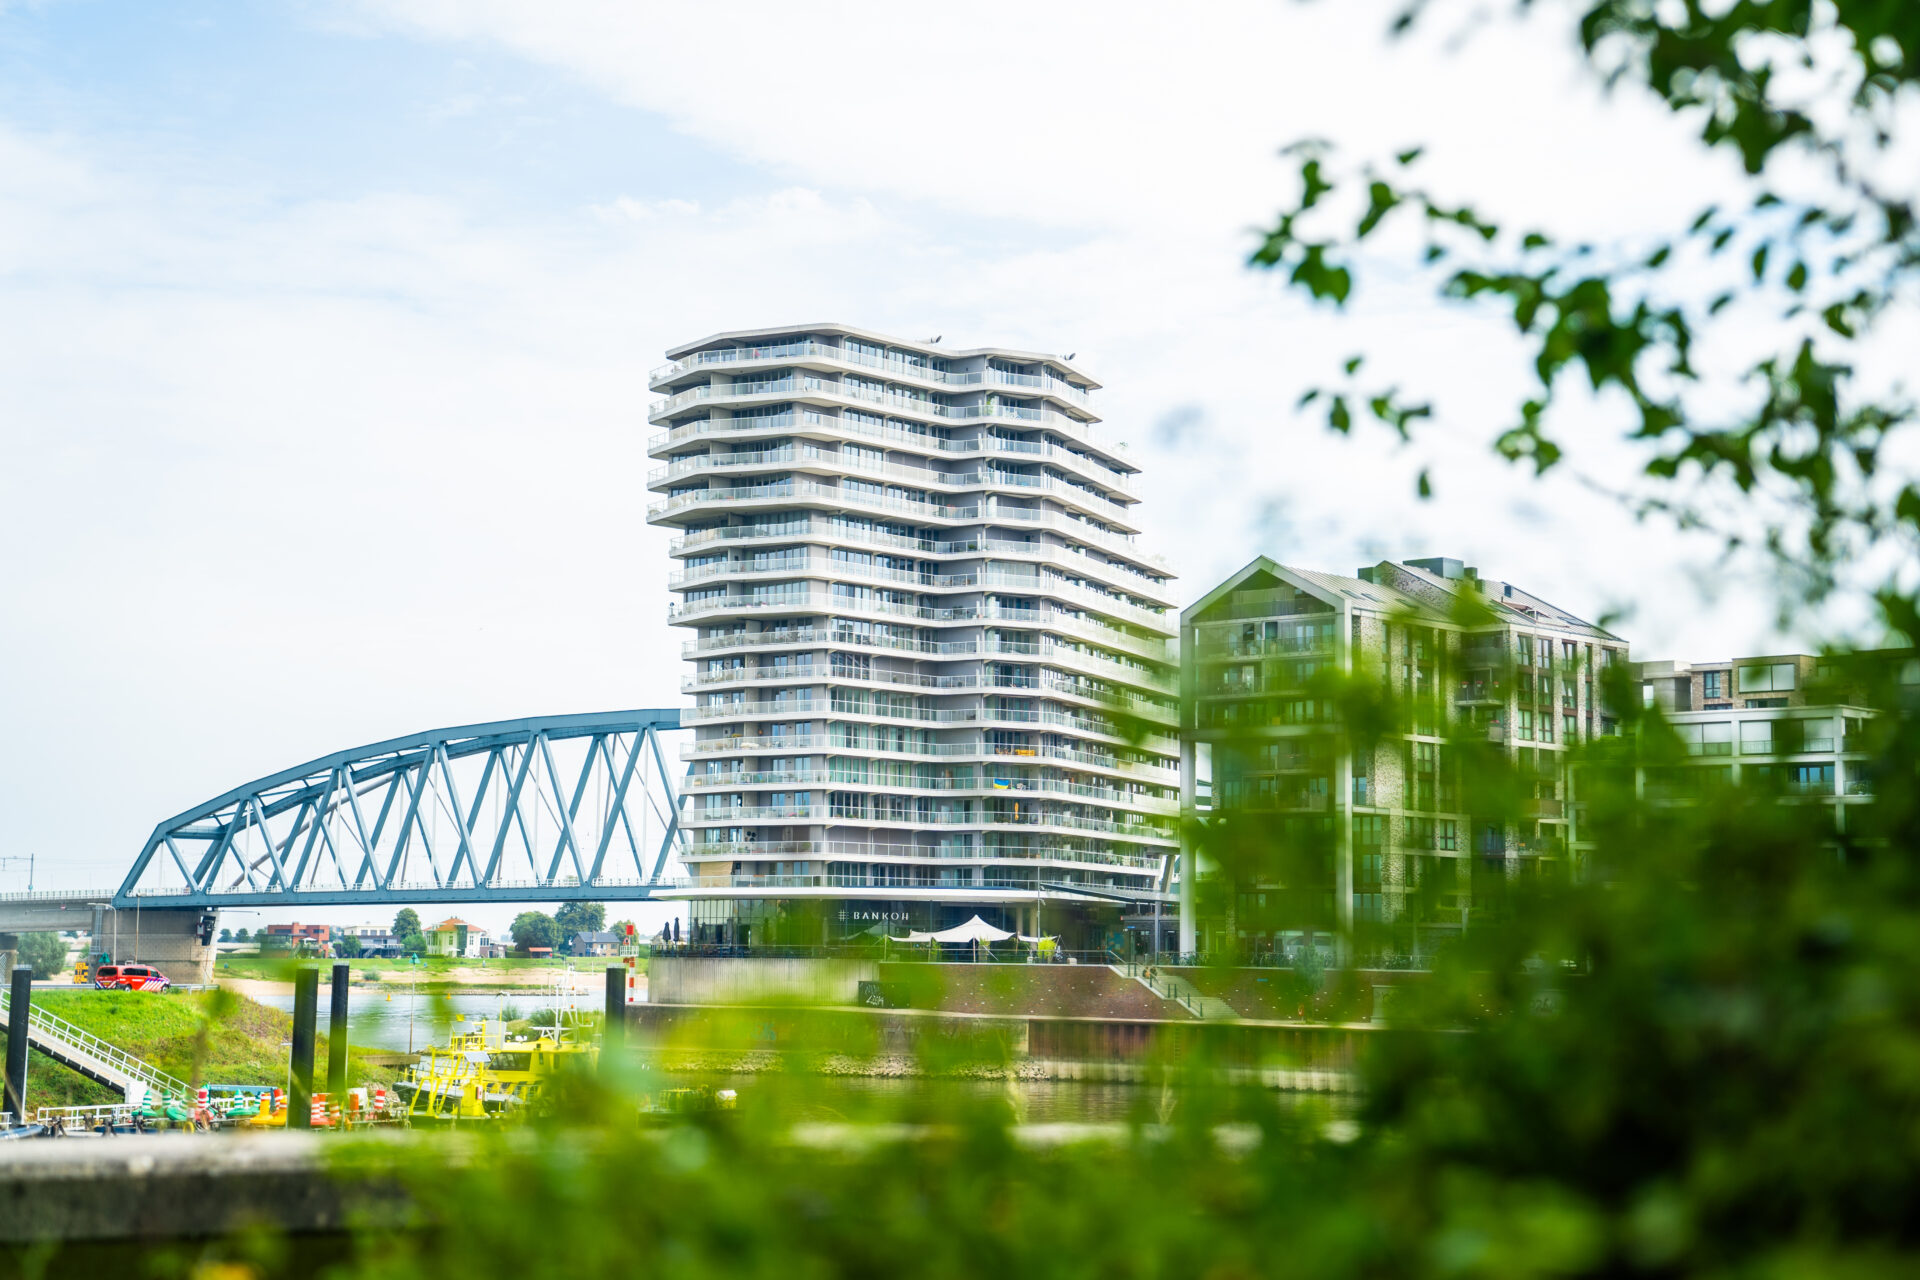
left=1253, top=3, right=1920, bottom=616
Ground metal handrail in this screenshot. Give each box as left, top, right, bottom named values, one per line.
left=0, top=988, right=192, bottom=1100
left=1106, top=950, right=1200, bottom=1016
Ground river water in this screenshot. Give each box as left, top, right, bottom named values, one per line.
left=255, top=988, right=597, bottom=1053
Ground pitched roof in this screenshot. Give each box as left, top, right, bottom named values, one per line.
left=1181, top=555, right=1439, bottom=625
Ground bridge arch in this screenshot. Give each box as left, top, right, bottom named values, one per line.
left=114, top=710, right=684, bottom=909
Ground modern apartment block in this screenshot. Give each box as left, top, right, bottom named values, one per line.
left=645, top=324, right=1181, bottom=948
left=1634, top=654, right=1877, bottom=826
left=1180, top=555, right=1629, bottom=958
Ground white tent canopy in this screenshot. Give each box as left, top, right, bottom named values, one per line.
left=889, top=915, right=1055, bottom=944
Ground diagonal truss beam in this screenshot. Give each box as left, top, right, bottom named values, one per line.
left=116, top=710, right=685, bottom=909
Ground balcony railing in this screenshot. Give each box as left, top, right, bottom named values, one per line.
left=664, top=872, right=1156, bottom=894
left=684, top=805, right=1175, bottom=842
left=649, top=416, right=1136, bottom=494
left=650, top=450, right=1138, bottom=523
left=671, top=522, right=1172, bottom=597
left=682, top=665, right=1174, bottom=717
left=649, top=341, right=1095, bottom=407
left=670, top=593, right=1171, bottom=662
left=683, top=769, right=1176, bottom=811
left=669, top=559, right=1168, bottom=628
left=679, top=735, right=1179, bottom=780
left=678, top=628, right=1175, bottom=692
left=685, top=697, right=1176, bottom=748
left=648, top=480, right=1151, bottom=554
left=648, top=380, right=1100, bottom=437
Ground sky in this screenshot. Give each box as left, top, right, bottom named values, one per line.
left=0, top=0, right=1895, bottom=935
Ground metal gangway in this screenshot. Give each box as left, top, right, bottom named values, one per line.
left=0, top=986, right=190, bottom=1105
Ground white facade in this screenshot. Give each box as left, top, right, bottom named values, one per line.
left=1655, top=704, right=1875, bottom=825
left=645, top=324, right=1180, bottom=944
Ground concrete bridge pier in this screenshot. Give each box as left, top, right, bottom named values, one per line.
left=0, top=901, right=217, bottom=985
left=93, top=908, right=218, bottom=984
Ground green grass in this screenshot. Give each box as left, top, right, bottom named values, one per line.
left=0, top=989, right=398, bottom=1112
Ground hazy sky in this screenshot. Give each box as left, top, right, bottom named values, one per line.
left=0, top=1, right=1875, bottom=932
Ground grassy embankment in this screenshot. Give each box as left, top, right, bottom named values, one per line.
left=0, top=989, right=399, bottom=1110
left=212, top=953, right=647, bottom=991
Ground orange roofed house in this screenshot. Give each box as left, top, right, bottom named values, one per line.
left=426, top=917, right=490, bottom=959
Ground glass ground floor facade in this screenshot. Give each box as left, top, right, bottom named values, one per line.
left=683, top=895, right=1170, bottom=953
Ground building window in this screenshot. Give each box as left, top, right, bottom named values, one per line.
left=1739, top=720, right=1774, bottom=754
left=1517, top=635, right=1534, bottom=666
left=1563, top=714, right=1578, bottom=742
left=1788, top=763, right=1835, bottom=794
left=1701, top=670, right=1724, bottom=699
left=1737, top=662, right=1797, bottom=694
left=1517, top=709, right=1535, bottom=741
left=1353, top=815, right=1385, bottom=849
left=1677, top=722, right=1733, bottom=756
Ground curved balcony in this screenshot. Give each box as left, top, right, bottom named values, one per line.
left=648, top=412, right=1137, bottom=494
left=669, top=590, right=1172, bottom=662
left=648, top=448, right=1139, bottom=528
left=682, top=769, right=1176, bottom=811
left=648, top=339, right=1097, bottom=409
left=679, top=628, right=1175, bottom=695
left=670, top=521, right=1173, bottom=602
left=682, top=804, right=1179, bottom=845
left=648, top=376, right=1097, bottom=435
left=684, top=694, right=1172, bottom=744
left=653, top=484, right=1166, bottom=573
left=681, top=665, right=1176, bottom=725
left=648, top=480, right=1149, bottom=555
left=679, top=734, right=1180, bottom=782
left=670, top=557, right=1170, bottom=629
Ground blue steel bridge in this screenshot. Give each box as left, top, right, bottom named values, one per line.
left=111, top=711, right=686, bottom=910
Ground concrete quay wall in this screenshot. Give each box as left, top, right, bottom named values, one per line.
left=649, top=956, right=877, bottom=1006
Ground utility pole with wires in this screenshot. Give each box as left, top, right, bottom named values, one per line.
left=0, top=855, right=34, bottom=893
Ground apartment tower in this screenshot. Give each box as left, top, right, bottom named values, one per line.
left=646, top=325, right=1180, bottom=947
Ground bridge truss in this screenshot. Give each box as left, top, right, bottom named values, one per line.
left=114, top=710, right=685, bottom=909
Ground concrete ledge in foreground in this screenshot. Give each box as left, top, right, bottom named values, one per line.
left=0, top=1133, right=411, bottom=1245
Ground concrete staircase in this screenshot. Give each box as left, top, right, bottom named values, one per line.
left=1109, top=961, right=1238, bottom=1020
left=0, top=987, right=190, bottom=1106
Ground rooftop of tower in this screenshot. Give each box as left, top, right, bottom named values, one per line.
left=662, top=321, right=1102, bottom=391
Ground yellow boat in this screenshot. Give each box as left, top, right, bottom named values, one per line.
left=394, top=1020, right=598, bottom=1125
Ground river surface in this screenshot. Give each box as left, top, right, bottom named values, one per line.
left=643, top=1073, right=1352, bottom=1124
left=255, top=988, right=599, bottom=1053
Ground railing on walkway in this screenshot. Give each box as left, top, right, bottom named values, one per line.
left=1106, top=951, right=1201, bottom=1017
left=0, top=987, right=191, bottom=1101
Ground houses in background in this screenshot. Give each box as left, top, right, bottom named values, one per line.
left=427, top=917, right=492, bottom=959
left=260, top=922, right=331, bottom=954
left=570, top=930, right=622, bottom=957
